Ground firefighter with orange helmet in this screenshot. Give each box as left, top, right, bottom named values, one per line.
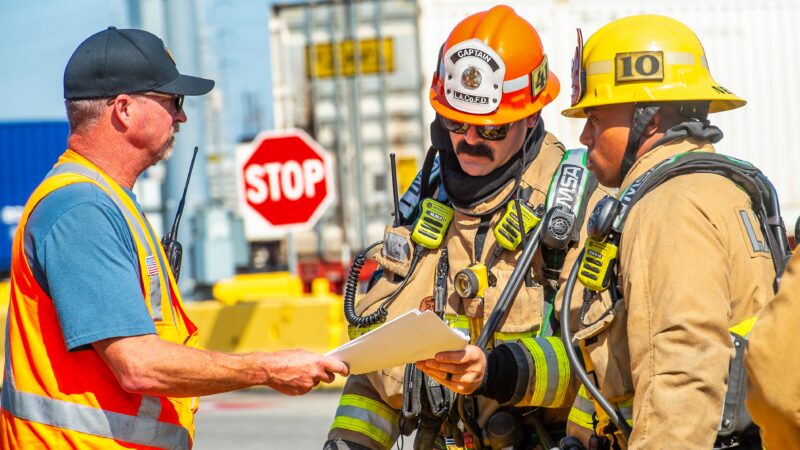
left=325, top=5, right=610, bottom=449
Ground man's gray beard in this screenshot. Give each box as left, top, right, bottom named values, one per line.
left=156, top=134, right=176, bottom=162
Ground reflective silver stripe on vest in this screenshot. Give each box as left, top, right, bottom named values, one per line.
left=2, top=329, right=186, bottom=449
left=137, top=395, right=163, bottom=419
left=1, top=380, right=188, bottom=449
left=46, top=163, right=163, bottom=320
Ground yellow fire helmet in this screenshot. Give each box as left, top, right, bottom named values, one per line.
left=562, top=14, right=746, bottom=118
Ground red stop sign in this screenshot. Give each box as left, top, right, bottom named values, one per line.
left=239, top=130, right=334, bottom=231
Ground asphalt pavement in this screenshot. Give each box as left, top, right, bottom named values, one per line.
left=193, top=388, right=342, bottom=450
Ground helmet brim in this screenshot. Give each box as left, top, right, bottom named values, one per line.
left=561, top=85, right=746, bottom=118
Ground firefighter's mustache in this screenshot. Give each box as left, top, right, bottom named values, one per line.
left=455, top=141, right=494, bottom=161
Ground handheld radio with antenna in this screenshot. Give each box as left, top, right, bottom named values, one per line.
left=160, top=146, right=199, bottom=281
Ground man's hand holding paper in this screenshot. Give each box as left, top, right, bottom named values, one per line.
left=416, top=344, right=487, bottom=395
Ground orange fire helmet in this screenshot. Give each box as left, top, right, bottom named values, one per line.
left=430, top=5, right=560, bottom=126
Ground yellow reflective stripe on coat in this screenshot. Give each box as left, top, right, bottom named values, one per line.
left=330, top=394, right=399, bottom=449
left=588, top=396, right=634, bottom=439
left=730, top=316, right=757, bottom=338
left=348, top=323, right=383, bottom=340
left=445, top=315, right=471, bottom=339
left=445, top=314, right=537, bottom=343
left=617, top=397, right=634, bottom=427
left=568, top=385, right=596, bottom=430
left=520, top=336, right=571, bottom=407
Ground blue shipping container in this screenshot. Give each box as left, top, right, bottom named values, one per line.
left=0, top=121, right=69, bottom=274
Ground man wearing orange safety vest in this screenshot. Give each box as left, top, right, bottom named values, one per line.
left=1, top=27, right=348, bottom=449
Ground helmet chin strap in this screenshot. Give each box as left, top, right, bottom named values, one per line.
left=619, top=104, right=660, bottom=183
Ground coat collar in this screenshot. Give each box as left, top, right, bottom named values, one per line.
left=619, top=137, right=717, bottom=193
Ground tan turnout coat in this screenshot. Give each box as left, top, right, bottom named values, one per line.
left=573, top=137, right=775, bottom=449
left=746, top=248, right=800, bottom=449
left=329, top=133, right=608, bottom=449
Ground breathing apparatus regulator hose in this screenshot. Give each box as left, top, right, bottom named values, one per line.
left=795, top=215, right=800, bottom=252
left=560, top=249, right=632, bottom=442
left=475, top=220, right=543, bottom=349
left=343, top=241, right=424, bottom=327
left=343, top=241, right=384, bottom=327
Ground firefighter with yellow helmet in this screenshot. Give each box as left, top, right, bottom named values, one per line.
left=556, top=14, right=782, bottom=449
left=325, top=5, right=611, bottom=449
left=746, top=254, right=800, bottom=446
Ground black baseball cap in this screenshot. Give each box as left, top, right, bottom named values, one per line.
left=64, top=26, right=214, bottom=100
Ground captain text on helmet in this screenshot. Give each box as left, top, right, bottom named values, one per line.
left=558, top=15, right=779, bottom=449
left=325, top=5, right=612, bottom=450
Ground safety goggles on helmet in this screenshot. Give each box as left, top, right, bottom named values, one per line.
left=439, top=115, right=513, bottom=141
left=570, top=29, right=586, bottom=108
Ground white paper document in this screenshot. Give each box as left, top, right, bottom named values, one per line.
left=326, top=310, right=469, bottom=375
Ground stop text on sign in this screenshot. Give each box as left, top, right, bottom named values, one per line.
left=245, top=159, right=325, bottom=203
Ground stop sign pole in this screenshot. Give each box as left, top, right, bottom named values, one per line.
left=236, top=129, right=335, bottom=247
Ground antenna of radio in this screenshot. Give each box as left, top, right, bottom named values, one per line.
left=169, top=146, right=199, bottom=238
left=390, top=153, right=401, bottom=227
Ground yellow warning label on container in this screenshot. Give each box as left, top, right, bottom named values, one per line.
left=396, top=154, right=418, bottom=194
left=306, top=37, right=394, bottom=79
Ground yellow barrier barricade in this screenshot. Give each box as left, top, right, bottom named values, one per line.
left=187, top=276, right=351, bottom=388
left=212, top=272, right=305, bottom=305
left=188, top=277, right=348, bottom=356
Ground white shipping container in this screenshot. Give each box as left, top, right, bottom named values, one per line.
left=419, top=0, right=800, bottom=222
left=269, top=0, right=426, bottom=257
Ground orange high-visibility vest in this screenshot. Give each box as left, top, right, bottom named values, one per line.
left=1, top=150, right=199, bottom=449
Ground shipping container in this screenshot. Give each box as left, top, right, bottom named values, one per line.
left=0, top=121, right=69, bottom=274
left=269, top=0, right=425, bottom=258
